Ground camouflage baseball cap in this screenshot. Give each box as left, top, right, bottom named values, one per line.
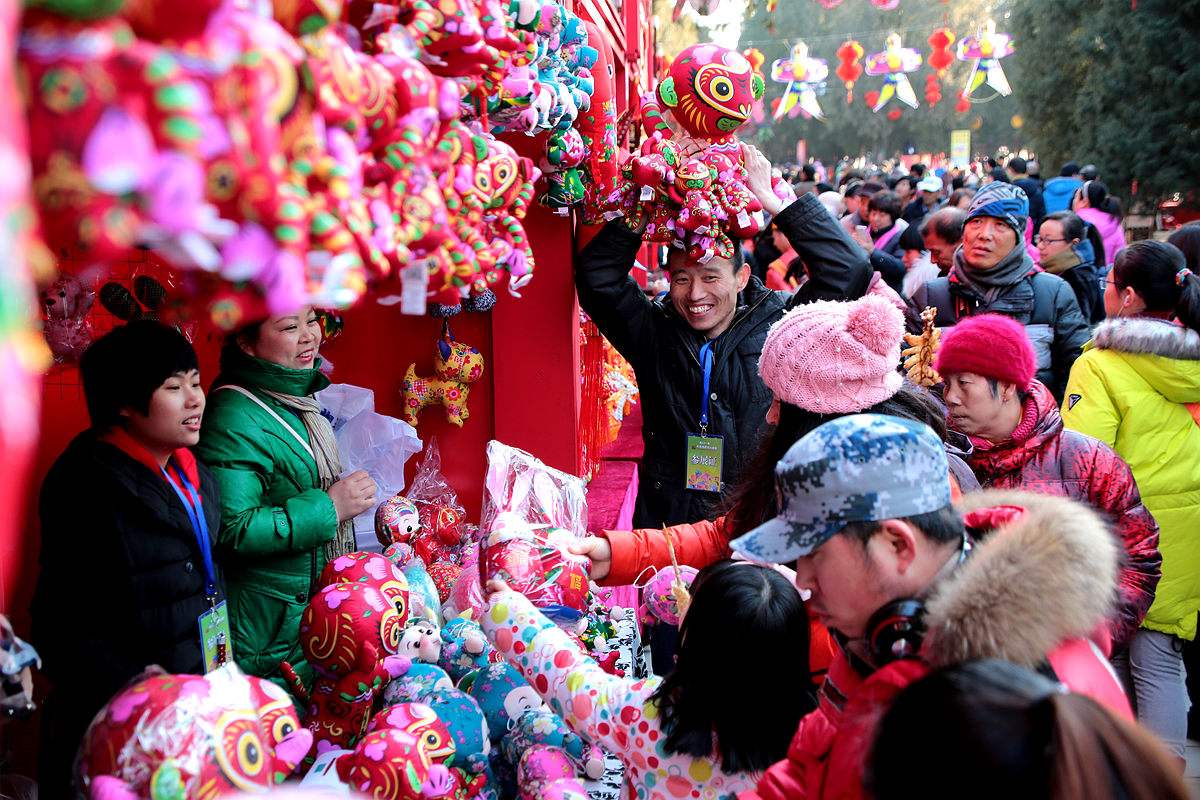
left=730, top=414, right=951, bottom=563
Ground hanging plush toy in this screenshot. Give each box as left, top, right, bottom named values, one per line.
left=78, top=664, right=312, bottom=798
left=403, top=322, right=485, bottom=427
left=865, top=33, right=922, bottom=111
left=770, top=41, right=828, bottom=120
left=958, top=19, right=1015, bottom=99
left=41, top=272, right=96, bottom=363
left=647, top=43, right=764, bottom=143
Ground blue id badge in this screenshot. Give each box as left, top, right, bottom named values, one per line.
left=199, top=601, right=232, bottom=673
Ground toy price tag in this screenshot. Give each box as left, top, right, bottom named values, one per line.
left=684, top=434, right=723, bottom=492
left=300, top=747, right=353, bottom=794
left=400, top=260, right=430, bottom=315
left=198, top=601, right=232, bottom=674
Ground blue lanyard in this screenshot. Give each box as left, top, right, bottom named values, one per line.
left=161, top=463, right=218, bottom=603
left=698, top=341, right=715, bottom=433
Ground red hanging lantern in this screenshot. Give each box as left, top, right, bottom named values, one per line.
left=864, top=89, right=880, bottom=109
left=886, top=108, right=902, bottom=121
left=927, top=27, right=955, bottom=74
left=954, top=92, right=970, bottom=113
left=836, top=40, right=864, bottom=104
left=924, top=73, right=942, bottom=106
left=815, top=0, right=845, bottom=7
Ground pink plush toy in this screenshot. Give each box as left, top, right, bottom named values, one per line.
left=517, top=746, right=589, bottom=800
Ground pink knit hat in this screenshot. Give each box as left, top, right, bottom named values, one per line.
left=759, top=294, right=905, bottom=417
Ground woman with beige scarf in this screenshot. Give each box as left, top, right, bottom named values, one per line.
left=197, top=306, right=376, bottom=693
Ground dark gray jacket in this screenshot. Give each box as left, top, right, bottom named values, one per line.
left=576, top=194, right=871, bottom=527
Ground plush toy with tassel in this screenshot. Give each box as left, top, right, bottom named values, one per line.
left=403, top=323, right=485, bottom=427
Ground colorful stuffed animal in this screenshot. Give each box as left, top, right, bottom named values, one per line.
left=284, top=582, right=411, bottom=757
left=422, top=687, right=494, bottom=781
left=517, top=746, right=589, bottom=800
left=78, top=664, right=311, bottom=798
left=355, top=701, right=488, bottom=799
left=377, top=493, right=423, bottom=548
left=403, top=324, right=485, bottom=427
left=439, top=616, right=502, bottom=682
left=649, top=43, right=764, bottom=142
left=383, top=662, right=456, bottom=706
left=318, top=550, right=412, bottom=623
left=461, top=662, right=546, bottom=748
left=429, top=560, right=465, bottom=603
left=400, top=619, right=445, bottom=663
left=336, top=728, right=458, bottom=800
left=500, top=708, right=605, bottom=781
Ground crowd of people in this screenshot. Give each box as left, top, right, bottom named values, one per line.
left=572, top=143, right=1200, bottom=797
left=24, top=142, right=1200, bottom=799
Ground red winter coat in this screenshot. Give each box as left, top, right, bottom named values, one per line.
left=743, top=491, right=1133, bottom=800
left=963, top=380, right=1162, bottom=649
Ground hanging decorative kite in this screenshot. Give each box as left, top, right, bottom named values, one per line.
left=770, top=42, right=829, bottom=120
left=957, top=19, right=1014, bottom=99
left=865, top=33, right=922, bottom=112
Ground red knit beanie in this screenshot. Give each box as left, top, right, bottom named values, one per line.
left=934, top=313, right=1037, bottom=390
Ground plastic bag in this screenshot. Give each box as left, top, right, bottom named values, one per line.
left=479, top=441, right=588, bottom=538
left=481, top=512, right=590, bottom=623
left=403, top=438, right=469, bottom=564
left=318, top=384, right=423, bottom=551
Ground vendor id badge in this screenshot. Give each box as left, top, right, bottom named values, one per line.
left=199, top=601, right=232, bottom=673
left=685, top=434, right=724, bottom=492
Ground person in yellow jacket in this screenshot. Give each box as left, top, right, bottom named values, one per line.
left=1062, top=239, right=1200, bottom=761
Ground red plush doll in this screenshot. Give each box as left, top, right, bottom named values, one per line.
left=78, top=665, right=312, bottom=799
left=284, top=582, right=412, bottom=758
left=318, top=550, right=413, bottom=622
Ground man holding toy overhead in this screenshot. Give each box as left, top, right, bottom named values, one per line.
left=575, top=136, right=872, bottom=529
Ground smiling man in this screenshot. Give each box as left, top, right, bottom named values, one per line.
left=575, top=143, right=871, bottom=527
left=909, top=181, right=1089, bottom=400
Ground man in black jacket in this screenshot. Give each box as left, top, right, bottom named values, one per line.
left=909, top=182, right=1089, bottom=401
left=32, top=321, right=225, bottom=798
left=575, top=143, right=871, bottom=528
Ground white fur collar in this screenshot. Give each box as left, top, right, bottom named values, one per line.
left=1092, top=317, right=1200, bottom=360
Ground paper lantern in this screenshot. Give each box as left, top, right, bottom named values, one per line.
left=1011, top=114, right=1024, bottom=129
left=835, top=40, right=864, bottom=103
left=886, top=108, right=902, bottom=121
left=864, top=89, right=881, bottom=109
left=927, top=27, right=955, bottom=74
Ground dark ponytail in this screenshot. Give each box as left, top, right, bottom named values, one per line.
left=1079, top=180, right=1123, bottom=220
left=1112, top=240, right=1200, bottom=336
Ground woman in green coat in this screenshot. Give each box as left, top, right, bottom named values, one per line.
left=1062, top=240, right=1200, bottom=761
left=197, top=306, right=377, bottom=690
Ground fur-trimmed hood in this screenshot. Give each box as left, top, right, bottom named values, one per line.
left=921, top=489, right=1118, bottom=670
left=1092, top=317, right=1200, bottom=360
